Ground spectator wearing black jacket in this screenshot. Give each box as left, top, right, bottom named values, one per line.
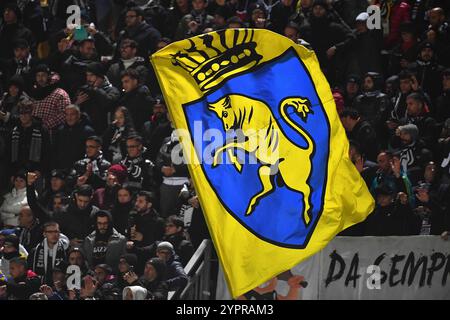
left=0, top=4, right=35, bottom=60
left=117, top=69, right=154, bottom=133
left=155, top=241, right=188, bottom=292
left=408, top=41, right=445, bottom=106
left=340, top=109, right=379, bottom=162
left=53, top=184, right=99, bottom=247
left=121, top=135, right=155, bottom=192
left=162, top=215, right=194, bottom=267
left=364, top=184, right=420, bottom=236
left=38, top=169, right=69, bottom=212
left=175, top=0, right=214, bottom=40
left=0, top=257, right=40, bottom=300
left=111, top=184, right=134, bottom=236
left=123, top=257, right=168, bottom=300
left=74, top=136, right=111, bottom=190
left=342, top=74, right=361, bottom=109
left=8, top=100, right=51, bottom=174
left=298, top=0, right=355, bottom=85
left=142, top=96, right=173, bottom=162
left=53, top=104, right=96, bottom=170
left=435, top=68, right=450, bottom=121
left=74, top=62, right=120, bottom=133
left=128, top=191, right=164, bottom=248
left=353, top=72, right=390, bottom=147
left=115, top=7, right=161, bottom=60
left=102, top=106, right=137, bottom=164
left=106, top=39, right=151, bottom=91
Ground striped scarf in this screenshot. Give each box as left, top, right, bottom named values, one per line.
left=11, top=125, right=42, bottom=163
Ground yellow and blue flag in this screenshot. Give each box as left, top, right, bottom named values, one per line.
left=151, top=29, right=375, bottom=298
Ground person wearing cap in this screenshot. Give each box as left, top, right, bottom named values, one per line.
left=155, top=241, right=188, bottom=291
left=347, top=12, right=383, bottom=79
left=74, top=61, right=120, bottom=133
left=408, top=41, right=445, bottom=103
left=340, top=109, right=379, bottom=162
left=0, top=170, right=31, bottom=228
left=106, top=39, right=151, bottom=91
left=142, top=95, right=173, bottom=162
left=0, top=39, right=38, bottom=91
left=343, top=74, right=361, bottom=108
left=0, top=234, right=26, bottom=279
left=115, top=6, right=162, bottom=59
left=0, top=256, right=40, bottom=300
left=363, top=183, right=420, bottom=236
left=29, top=63, right=71, bottom=133
left=73, top=135, right=111, bottom=190
left=28, top=221, right=69, bottom=286
left=117, top=68, right=154, bottom=133
left=123, top=257, right=168, bottom=300
left=93, top=164, right=129, bottom=211
left=9, top=100, right=51, bottom=175
left=82, top=210, right=126, bottom=274
left=0, top=4, right=35, bottom=60
left=298, top=0, right=355, bottom=85
left=52, top=104, right=95, bottom=170
left=37, top=169, right=69, bottom=211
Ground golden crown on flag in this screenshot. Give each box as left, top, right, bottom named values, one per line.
left=171, top=29, right=262, bottom=91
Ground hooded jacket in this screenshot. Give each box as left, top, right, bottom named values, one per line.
left=83, top=228, right=126, bottom=273
left=0, top=187, right=28, bottom=227
left=122, top=285, right=148, bottom=300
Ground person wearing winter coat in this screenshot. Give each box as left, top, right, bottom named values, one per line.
left=27, top=222, right=69, bottom=286
left=74, top=62, right=120, bottom=133
left=117, top=69, right=154, bottom=134
left=155, top=241, right=188, bottom=292
left=93, top=164, right=128, bottom=211
left=0, top=257, right=40, bottom=300
left=110, top=184, right=133, bottom=236
left=102, top=106, right=137, bottom=164
left=435, top=69, right=450, bottom=121
left=1, top=171, right=30, bottom=228
left=29, top=64, right=71, bottom=134
left=82, top=211, right=126, bottom=273
left=115, top=7, right=161, bottom=59
left=0, top=234, right=28, bottom=281
left=52, top=104, right=96, bottom=170
left=106, top=39, right=151, bottom=90
left=123, top=257, right=168, bottom=300
left=161, top=216, right=194, bottom=267
left=123, top=285, right=148, bottom=300
left=73, top=136, right=111, bottom=190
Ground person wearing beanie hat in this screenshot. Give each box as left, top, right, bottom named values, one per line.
left=30, top=63, right=71, bottom=132
left=83, top=210, right=127, bottom=274
left=117, top=253, right=138, bottom=291
left=156, top=241, right=188, bottom=291
left=75, top=61, right=120, bottom=133
left=123, top=257, right=168, bottom=300
left=108, top=164, right=128, bottom=185
left=0, top=4, right=35, bottom=60
left=0, top=234, right=28, bottom=280
left=407, top=41, right=445, bottom=103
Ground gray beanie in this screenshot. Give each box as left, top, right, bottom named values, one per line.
left=156, top=241, right=174, bottom=254
left=398, top=124, right=419, bottom=141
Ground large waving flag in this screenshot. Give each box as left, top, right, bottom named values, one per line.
left=151, top=29, right=375, bottom=298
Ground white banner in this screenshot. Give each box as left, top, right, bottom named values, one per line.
left=216, top=236, right=450, bottom=300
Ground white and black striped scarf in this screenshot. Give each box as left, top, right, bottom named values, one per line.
left=11, top=125, right=42, bottom=163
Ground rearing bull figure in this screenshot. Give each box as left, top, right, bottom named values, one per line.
left=208, top=94, right=315, bottom=226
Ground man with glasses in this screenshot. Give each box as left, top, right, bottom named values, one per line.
left=27, top=222, right=69, bottom=286
left=74, top=136, right=111, bottom=190
left=107, top=39, right=151, bottom=90
left=121, top=135, right=155, bottom=192
left=115, top=7, right=161, bottom=60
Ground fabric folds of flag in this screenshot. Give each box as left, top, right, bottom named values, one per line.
left=151, top=28, right=375, bottom=298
